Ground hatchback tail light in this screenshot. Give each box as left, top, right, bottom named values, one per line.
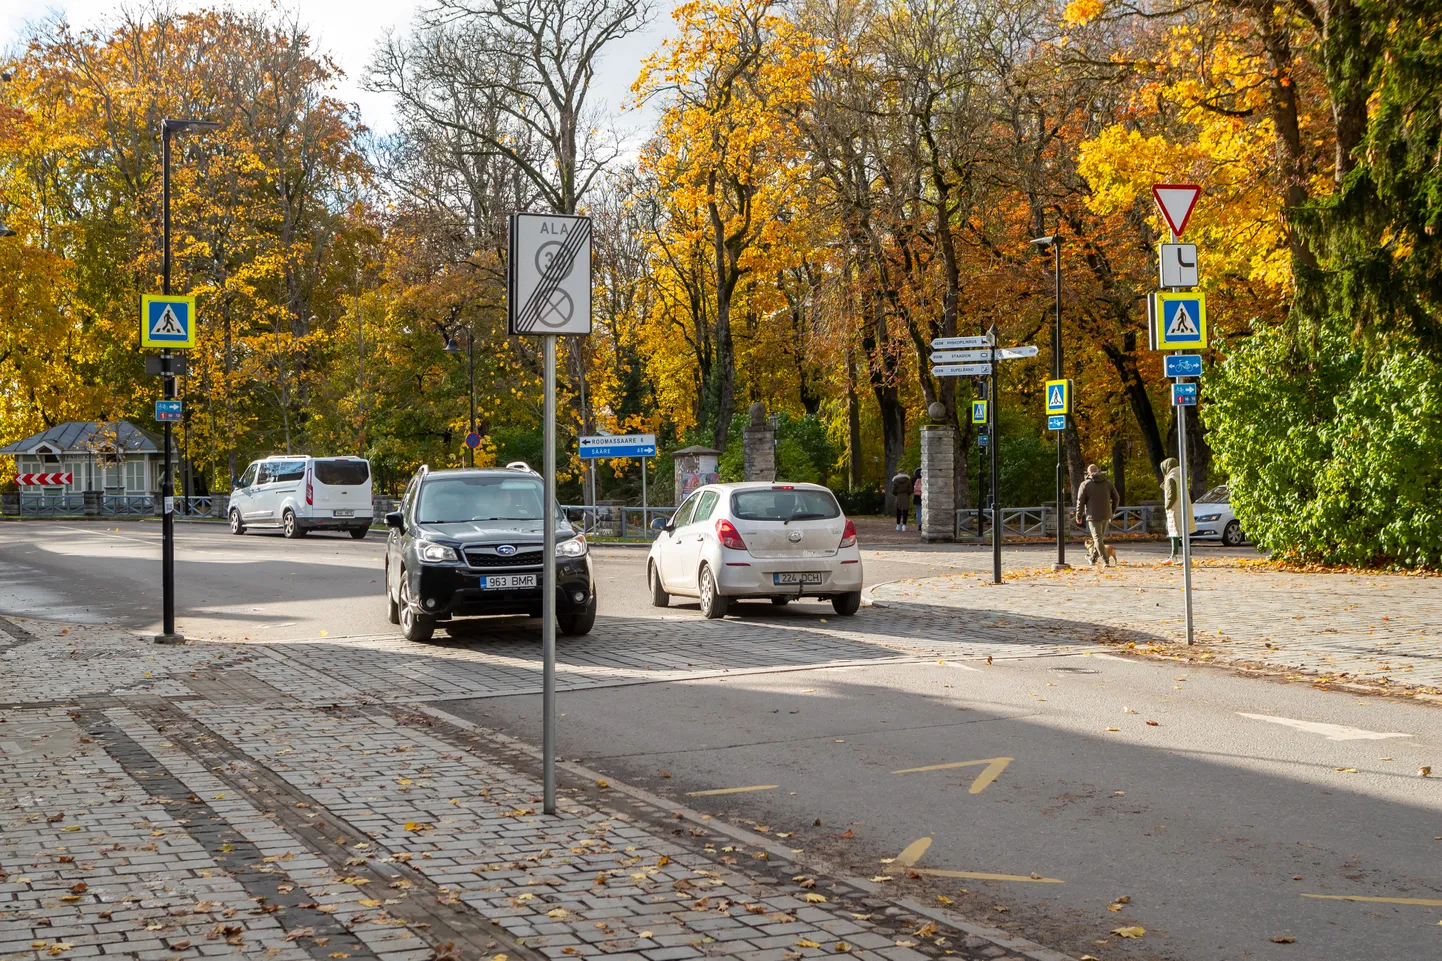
left=716, top=518, right=748, bottom=551
left=305, top=467, right=313, bottom=506
left=839, top=518, right=857, bottom=549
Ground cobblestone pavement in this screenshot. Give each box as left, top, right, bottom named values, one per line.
left=0, top=615, right=1068, bottom=961
left=868, top=559, right=1442, bottom=694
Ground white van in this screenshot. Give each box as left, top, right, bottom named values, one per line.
left=228, top=455, right=374, bottom=539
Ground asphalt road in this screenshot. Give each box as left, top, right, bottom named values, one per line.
left=2, top=520, right=1439, bottom=961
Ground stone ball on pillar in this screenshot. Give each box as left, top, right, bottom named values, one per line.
left=927, top=401, right=947, bottom=424
left=748, top=401, right=767, bottom=428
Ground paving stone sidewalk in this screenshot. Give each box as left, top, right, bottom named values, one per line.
left=868, top=559, right=1442, bottom=695
left=0, top=615, right=1068, bottom=961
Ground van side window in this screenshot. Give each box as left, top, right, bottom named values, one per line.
left=239, top=464, right=258, bottom=488
left=272, top=460, right=305, bottom=483
left=255, top=463, right=273, bottom=485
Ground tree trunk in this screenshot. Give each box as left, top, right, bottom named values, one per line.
left=1099, top=341, right=1168, bottom=482
left=1111, top=437, right=1127, bottom=505
left=846, top=344, right=862, bottom=490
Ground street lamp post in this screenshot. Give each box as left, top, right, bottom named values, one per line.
left=1032, top=234, right=1068, bottom=571
left=445, top=330, right=477, bottom=467
left=156, top=118, right=218, bottom=646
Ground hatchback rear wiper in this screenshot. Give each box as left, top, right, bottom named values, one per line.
left=783, top=511, right=828, bottom=525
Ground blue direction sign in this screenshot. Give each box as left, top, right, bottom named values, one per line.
left=155, top=400, right=183, bottom=422
left=1172, top=382, right=1198, bottom=407
left=977, top=432, right=989, bottom=448
left=1164, top=354, right=1203, bottom=378
left=578, top=433, right=657, bottom=459
left=1048, top=414, right=1066, bottom=431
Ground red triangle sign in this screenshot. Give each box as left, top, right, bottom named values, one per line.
left=1152, top=184, right=1201, bottom=237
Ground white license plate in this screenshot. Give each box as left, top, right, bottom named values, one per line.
left=479, top=574, right=537, bottom=590
left=332, top=509, right=354, bottom=517
left=773, top=572, right=825, bottom=585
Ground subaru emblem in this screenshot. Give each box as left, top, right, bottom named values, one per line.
left=496, top=544, right=517, bottom=556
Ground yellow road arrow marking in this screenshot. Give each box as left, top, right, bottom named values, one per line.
left=894, top=838, right=932, bottom=867
left=686, top=784, right=778, bottom=797
left=891, top=757, right=1013, bottom=794
left=914, top=868, right=1063, bottom=884
left=1302, top=894, right=1442, bottom=907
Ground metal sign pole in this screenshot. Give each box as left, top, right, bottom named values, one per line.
left=1168, top=226, right=1196, bottom=647
left=158, top=126, right=180, bottom=645
left=641, top=455, right=648, bottom=533
left=542, top=334, right=558, bottom=813
left=990, top=336, right=1001, bottom=584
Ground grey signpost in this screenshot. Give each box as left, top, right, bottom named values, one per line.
left=509, top=212, right=593, bottom=814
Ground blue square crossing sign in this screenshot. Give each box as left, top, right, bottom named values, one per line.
left=1155, top=292, right=1208, bottom=349
left=141, top=295, right=196, bottom=348
left=971, top=400, right=987, bottom=424
left=1044, top=379, right=1072, bottom=416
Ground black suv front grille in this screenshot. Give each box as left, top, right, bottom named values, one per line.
left=466, top=549, right=543, bottom=568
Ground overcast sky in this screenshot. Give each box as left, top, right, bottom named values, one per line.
left=2, top=1, right=672, bottom=136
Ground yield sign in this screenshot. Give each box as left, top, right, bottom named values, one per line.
left=1152, top=184, right=1201, bottom=237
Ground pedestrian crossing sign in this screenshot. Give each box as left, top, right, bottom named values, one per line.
left=1155, top=292, right=1208, bottom=349
left=140, top=294, right=197, bottom=348
left=1044, top=378, right=1072, bottom=416
left=972, top=400, right=987, bottom=424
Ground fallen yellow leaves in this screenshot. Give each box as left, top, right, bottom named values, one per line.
left=1111, top=926, right=1145, bottom=939
left=402, top=821, right=432, bottom=832
left=795, top=940, right=821, bottom=949
left=1271, top=935, right=1296, bottom=943
left=803, top=893, right=828, bottom=903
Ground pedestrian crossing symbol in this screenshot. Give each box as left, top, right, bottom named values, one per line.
left=1044, top=378, right=1072, bottom=416
left=1155, top=292, right=1208, bottom=349
left=140, top=294, right=197, bottom=348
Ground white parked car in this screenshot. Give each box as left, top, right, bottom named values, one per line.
left=229, top=455, right=374, bottom=539
left=1192, top=484, right=1248, bottom=546
left=647, top=482, right=863, bottom=618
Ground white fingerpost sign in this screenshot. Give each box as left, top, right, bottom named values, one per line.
left=508, top=211, right=594, bottom=818
left=509, top=213, right=593, bottom=335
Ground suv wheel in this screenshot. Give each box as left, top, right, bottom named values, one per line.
left=385, top=563, right=400, bottom=625
left=229, top=509, right=245, bottom=535
left=1222, top=520, right=1245, bottom=547
left=559, top=600, right=596, bottom=636
left=698, top=565, right=729, bottom=619
left=649, top=563, right=670, bottom=608
left=282, top=510, right=306, bottom=539
left=832, top=592, right=862, bottom=616
left=397, top=571, right=435, bottom=642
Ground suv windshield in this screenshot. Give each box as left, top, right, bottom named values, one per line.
left=731, top=488, right=840, bottom=522
left=418, top=474, right=548, bottom=523
left=1197, top=485, right=1230, bottom=504
left=315, top=459, right=369, bottom=486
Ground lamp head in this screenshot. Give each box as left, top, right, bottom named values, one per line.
left=1030, top=235, right=1056, bottom=246
left=0, top=224, right=14, bottom=239
left=163, top=118, right=222, bottom=136
left=444, top=337, right=461, bottom=354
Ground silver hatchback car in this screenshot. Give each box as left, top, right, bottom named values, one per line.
left=647, top=482, right=864, bottom=619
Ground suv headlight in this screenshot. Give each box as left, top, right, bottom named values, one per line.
left=419, top=543, right=459, bottom=563
left=557, top=534, right=588, bottom=558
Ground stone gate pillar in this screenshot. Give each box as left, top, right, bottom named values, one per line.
left=742, top=402, right=776, bottom=482
left=921, top=402, right=957, bottom=543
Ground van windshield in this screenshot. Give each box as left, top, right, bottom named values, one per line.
left=315, top=459, right=370, bottom=486
left=418, top=475, right=549, bottom=523
left=731, top=488, right=840, bottom=522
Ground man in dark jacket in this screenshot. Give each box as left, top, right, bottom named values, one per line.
left=1073, top=464, right=1121, bottom=567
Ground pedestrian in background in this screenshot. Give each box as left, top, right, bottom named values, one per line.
left=1073, top=463, right=1120, bottom=567
left=912, top=468, right=923, bottom=521
left=891, top=470, right=914, bottom=532
left=1161, top=457, right=1195, bottom=564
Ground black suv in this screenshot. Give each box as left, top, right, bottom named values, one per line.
left=383, top=465, right=596, bottom=641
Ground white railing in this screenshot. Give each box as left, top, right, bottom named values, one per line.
left=562, top=504, right=676, bottom=540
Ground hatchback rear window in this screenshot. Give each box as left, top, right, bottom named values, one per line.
left=731, top=488, right=840, bottom=522
left=314, top=459, right=370, bottom=486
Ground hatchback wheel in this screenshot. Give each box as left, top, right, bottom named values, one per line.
left=397, top=571, right=435, bottom=642
left=229, top=509, right=245, bottom=535
left=649, top=563, right=670, bottom=608
left=832, top=592, right=862, bottom=616
left=770, top=596, right=791, bottom=607
left=698, top=565, right=729, bottom=619
left=1222, top=520, right=1245, bottom=547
